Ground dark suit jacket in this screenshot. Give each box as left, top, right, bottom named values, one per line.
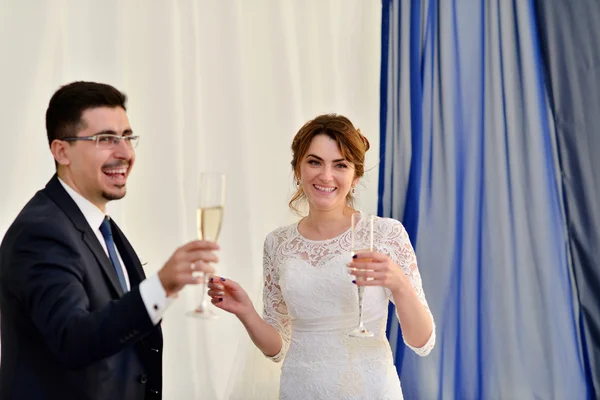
left=0, top=175, right=163, bottom=399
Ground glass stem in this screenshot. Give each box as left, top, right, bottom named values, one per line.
left=198, top=273, right=209, bottom=310
left=357, top=286, right=365, bottom=327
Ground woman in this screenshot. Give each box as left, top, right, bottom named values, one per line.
left=208, top=114, right=435, bottom=399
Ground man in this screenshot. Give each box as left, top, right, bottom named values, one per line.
left=0, top=81, right=217, bottom=399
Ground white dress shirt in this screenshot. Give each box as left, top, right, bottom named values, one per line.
left=58, top=178, right=172, bottom=325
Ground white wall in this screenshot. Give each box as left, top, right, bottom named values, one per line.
left=0, top=1, right=381, bottom=398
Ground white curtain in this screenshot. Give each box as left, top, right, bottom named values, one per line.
left=0, top=1, right=381, bottom=398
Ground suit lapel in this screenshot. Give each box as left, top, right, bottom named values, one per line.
left=82, top=230, right=126, bottom=297
left=110, top=220, right=146, bottom=287
left=44, top=175, right=125, bottom=297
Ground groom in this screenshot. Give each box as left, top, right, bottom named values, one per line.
left=0, top=81, right=218, bottom=399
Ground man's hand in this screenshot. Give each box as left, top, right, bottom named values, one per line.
left=158, top=240, right=219, bottom=297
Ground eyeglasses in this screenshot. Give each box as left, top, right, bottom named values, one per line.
left=61, top=134, right=140, bottom=148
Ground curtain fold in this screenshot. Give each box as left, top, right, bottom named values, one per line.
left=380, top=0, right=589, bottom=398
left=533, top=1, right=600, bottom=396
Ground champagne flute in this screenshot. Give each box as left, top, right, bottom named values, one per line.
left=348, top=212, right=375, bottom=338
left=186, top=172, right=226, bottom=319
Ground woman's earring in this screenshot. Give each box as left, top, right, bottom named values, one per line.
left=352, top=187, right=356, bottom=194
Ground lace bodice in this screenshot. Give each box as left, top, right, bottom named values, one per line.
left=262, top=215, right=435, bottom=399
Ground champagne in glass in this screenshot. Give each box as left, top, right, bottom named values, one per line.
left=197, top=206, right=224, bottom=242
left=187, top=172, right=226, bottom=319
left=348, top=212, right=375, bottom=338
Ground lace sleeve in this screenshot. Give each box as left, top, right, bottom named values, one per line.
left=262, top=232, right=291, bottom=363
left=378, top=218, right=436, bottom=356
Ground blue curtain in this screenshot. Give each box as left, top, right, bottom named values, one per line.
left=533, top=0, right=600, bottom=395
left=380, top=0, right=590, bottom=398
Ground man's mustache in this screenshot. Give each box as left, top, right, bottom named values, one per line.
left=102, top=161, right=130, bottom=169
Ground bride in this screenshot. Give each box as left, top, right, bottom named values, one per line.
left=209, top=114, right=435, bottom=399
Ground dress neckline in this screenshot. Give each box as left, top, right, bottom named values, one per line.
left=294, top=223, right=352, bottom=243
left=293, top=215, right=357, bottom=243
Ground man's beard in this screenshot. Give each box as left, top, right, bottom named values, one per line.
left=102, top=187, right=126, bottom=201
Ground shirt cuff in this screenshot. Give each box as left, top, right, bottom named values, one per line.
left=139, top=273, right=175, bottom=325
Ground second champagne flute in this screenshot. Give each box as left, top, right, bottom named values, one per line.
left=348, top=211, right=375, bottom=338
left=186, top=172, right=226, bottom=320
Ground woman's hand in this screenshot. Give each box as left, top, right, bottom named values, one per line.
left=207, top=277, right=255, bottom=317
left=347, top=251, right=410, bottom=296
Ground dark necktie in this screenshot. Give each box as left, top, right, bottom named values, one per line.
left=99, top=216, right=128, bottom=292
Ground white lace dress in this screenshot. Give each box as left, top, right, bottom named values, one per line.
left=262, top=215, right=435, bottom=400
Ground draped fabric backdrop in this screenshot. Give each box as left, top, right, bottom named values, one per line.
left=534, top=1, right=600, bottom=395
left=0, top=1, right=381, bottom=399
left=380, top=0, right=591, bottom=398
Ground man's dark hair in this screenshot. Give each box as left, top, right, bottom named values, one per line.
left=45, top=81, right=128, bottom=146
